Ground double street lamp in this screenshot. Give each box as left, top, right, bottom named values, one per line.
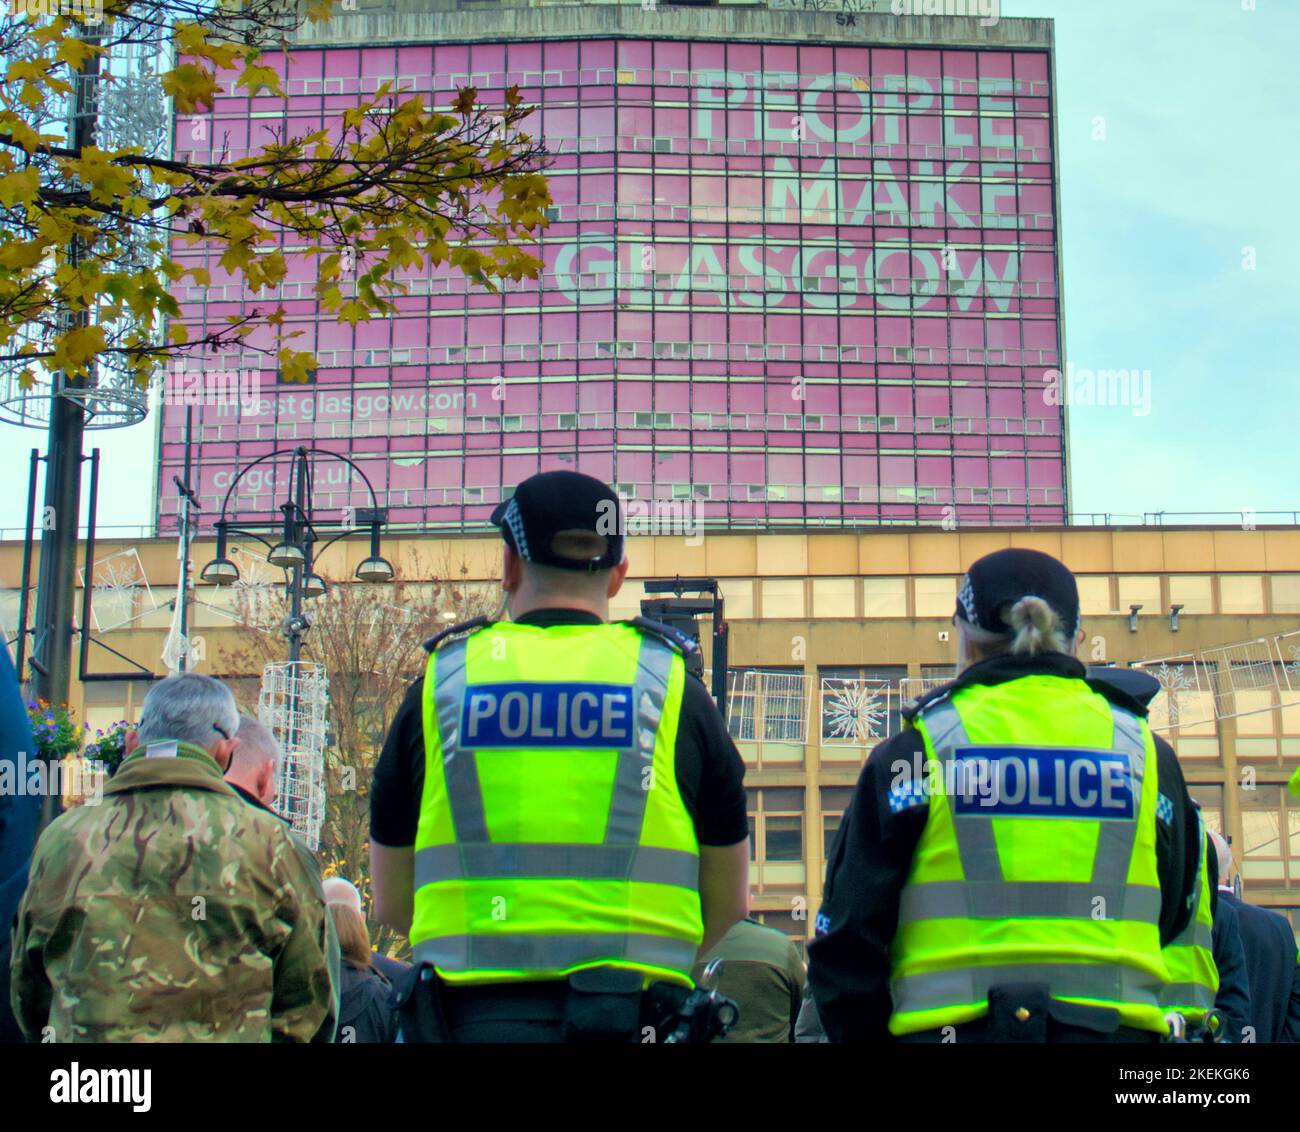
left=200, top=446, right=393, bottom=660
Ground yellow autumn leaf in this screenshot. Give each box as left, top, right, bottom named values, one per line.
left=236, top=63, right=283, bottom=98
left=5, top=60, right=51, bottom=84
left=54, top=37, right=103, bottom=69
left=161, top=64, right=220, bottom=114
left=52, top=324, right=107, bottom=375
left=277, top=348, right=317, bottom=383
left=167, top=321, right=189, bottom=345
left=338, top=299, right=370, bottom=326
left=0, top=167, right=39, bottom=208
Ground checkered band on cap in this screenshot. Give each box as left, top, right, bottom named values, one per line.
left=957, top=574, right=978, bottom=624
left=500, top=496, right=530, bottom=560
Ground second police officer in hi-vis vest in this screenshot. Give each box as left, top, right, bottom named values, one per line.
left=808, top=548, right=1217, bottom=1043
left=369, top=471, right=750, bottom=1042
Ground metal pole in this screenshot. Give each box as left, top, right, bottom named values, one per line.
left=75, top=448, right=99, bottom=686
left=15, top=450, right=40, bottom=679
left=176, top=406, right=194, bottom=671
left=29, top=26, right=101, bottom=711
left=713, top=591, right=728, bottom=721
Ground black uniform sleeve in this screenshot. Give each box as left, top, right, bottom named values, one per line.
left=369, top=678, right=425, bottom=848
left=673, top=674, right=748, bottom=847
left=806, top=729, right=928, bottom=1043
left=1153, top=734, right=1199, bottom=947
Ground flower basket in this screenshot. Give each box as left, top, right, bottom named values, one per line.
left=26, top=700, right=81, bottom=761
left=83, top=720, right=131, bottom=778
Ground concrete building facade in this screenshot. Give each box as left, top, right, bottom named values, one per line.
left=7, top=524, right=1299, bottom=951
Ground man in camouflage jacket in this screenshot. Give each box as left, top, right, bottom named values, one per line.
left=9, top=673, right=334, bottom=1042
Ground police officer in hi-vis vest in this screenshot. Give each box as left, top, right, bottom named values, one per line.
left=808, top=548, right=1214, bottom=1043
left=369, top=471, right=750, bottom=1042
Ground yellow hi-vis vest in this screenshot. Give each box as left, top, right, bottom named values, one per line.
left=410, top=620, right=702, bottom=989
left=889, top=675, right=1169, bottom=1036
left=1157, top=814, right=1219, bottom=1027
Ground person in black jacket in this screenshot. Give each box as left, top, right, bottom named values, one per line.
left=330, top=900, right=398, bottom=1044
left=1209, top=880, right=1252, bottom=1043
left=1210, top=830, right=1300, bottom=1042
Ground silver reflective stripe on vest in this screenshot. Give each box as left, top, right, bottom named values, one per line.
left=1161, top=982, right=1217, bottom=1011
left=435, top=638, right=489, bottom=842
left=1092, top=707, right=1148, bottom=889
left=899, top=881, right=1161, bottom=925
left=918, top=697, right=1002, bottom=883
left=415, top=842, right=698, bottom=888
left=413, top=931, right=699, bottom=975
left=892, top=962, right=1166, bottom=1017
left=604, top=636, right=674, bottom=846
left=425, top=633, right=686, bottom=889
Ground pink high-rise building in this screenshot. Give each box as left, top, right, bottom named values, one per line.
left=158, top=0, right=1067, bottom=534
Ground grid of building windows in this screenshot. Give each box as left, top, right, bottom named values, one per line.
left=159, top=38, right=1065, bottom=530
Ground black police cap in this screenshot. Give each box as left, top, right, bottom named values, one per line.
left=490, top=471, right=625, bottom=573
left=954, top=547, right=1081, bottom=639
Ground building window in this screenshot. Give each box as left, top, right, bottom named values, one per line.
left=765, top=815, right=803, bottom=862
left=761, top=579, right=806, bottom=619
left=821, top=786, right=854, bottom=861
left=1169, top=575, right=1213, bottom=615
left=863, top=577, right=907, bottom=618
left=747, top=787, right=806, bottom=889
left=811, top=578, right=856, bottom=619
left=1237, top=784, right=1296, bottom=887
left=1076, top=576, right=1113, bottom=616
left=1220, top=575, right=1265, bottom=615
left=1118, top=576, right=1161, bottom=615
left=914, top=576, right=957, bottom=618
left=718, top=578, right=754, bottom=620
left=1270, top=574, right=1300, bottom=614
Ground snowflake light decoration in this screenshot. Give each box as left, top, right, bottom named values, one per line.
left=79, top=549, right=156, bottom=632
left=823, top=680, right=887, bottom=743
left=1154, top=662, right=1194, bottom=726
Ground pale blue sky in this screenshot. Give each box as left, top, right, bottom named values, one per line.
left=1004, top=0, right=1299, bottom=519
left=1, top=0, right=1294, bottom=532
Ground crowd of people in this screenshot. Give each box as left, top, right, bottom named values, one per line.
left=2, top=469, right=1298, bottom=1044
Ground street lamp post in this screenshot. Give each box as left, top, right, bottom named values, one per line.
left=199, top=447, right=392, bottom=829
left=200, top=446, right=394, bottom=659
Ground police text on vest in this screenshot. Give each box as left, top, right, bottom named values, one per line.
left=951, top=747, right=1136, bottom=819
left=461, top=682, right=636, bottom=748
